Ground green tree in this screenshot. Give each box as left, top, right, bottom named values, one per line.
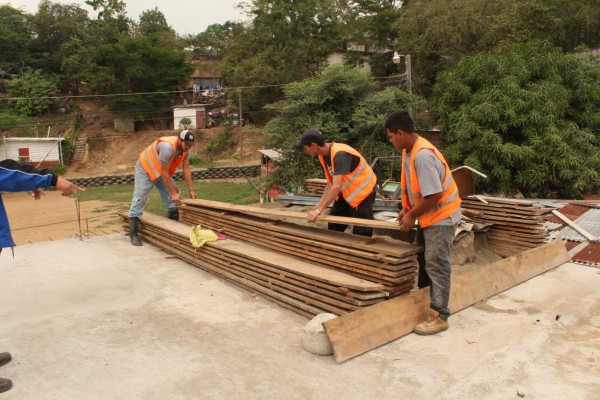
left=262, top=63, right=425, bottom=190
left=85, top=0, right=126, bottom=20
left=137, top=7, right=173, bottom=37
left=7, top=68, right=59, bottom=116
left=219, top=0, right=345, bottom=121
left=85, top=34, right=191, bottom=120
left=0, top=5, right=35, bottom=76
left=432, top=42, right=600, bottom=198
left=29, top=0, right=91, bottom=76
left=182, top=21, right=243, bottom=59
left=395, top=0, right=600, bottom=96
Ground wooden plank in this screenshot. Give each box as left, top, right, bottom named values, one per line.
left=551, top=209, right=599, bottom=242
left=323, top=239, right=569, bottom=363
left=181, top=204, right=422, bottom=258
left=181, top=207, right=421, bottom=264
left=139, top=213, right=384, bottom=292
left=182, top=199, right=403, bottom=230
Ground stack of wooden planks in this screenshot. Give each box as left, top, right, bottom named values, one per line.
left=179, top=201, right=420, bottom=299
left=461, top=196, right=550, bottom=257
left=127, top=212, right=418, bottom=318
left=303, top=178, right=328, bottom=195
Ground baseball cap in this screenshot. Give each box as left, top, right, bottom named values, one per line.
left=294, top=129, right=323, bottom=149
left=179, top=130, right=195, bottom=145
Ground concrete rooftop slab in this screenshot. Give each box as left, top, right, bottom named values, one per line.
left=0, top=235, right=599, bottom=399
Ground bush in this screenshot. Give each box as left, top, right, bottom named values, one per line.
left=205, top=126, right=235, bottom=160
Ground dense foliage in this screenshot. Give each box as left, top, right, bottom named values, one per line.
left=432, top=42, right=600, bottom=198
left=262, top=63, right=425, bottom=190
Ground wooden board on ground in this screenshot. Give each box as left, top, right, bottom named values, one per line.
left=182, top=199, right=402, bottom=230
left=323, top=239, right=569, bottom=363
left=138, top=213, right=384, bottom=292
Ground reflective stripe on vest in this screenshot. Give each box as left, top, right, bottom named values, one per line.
left=400, top=136, right=461, bottom=228
left=318, top=143, right=376, bottom=208
left=139, top=136, right=187, bottom=181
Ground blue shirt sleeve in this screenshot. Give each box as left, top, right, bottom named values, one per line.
left=0, top=166, right=53, bottom=192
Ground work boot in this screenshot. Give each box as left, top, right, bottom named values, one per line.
left=167, top=209, right=179, bottom=221
left=129, top=217, right=142, bottom=246
left=414, top=309, right=449, bottom=335
left=0, top=352, right=11, bottom=367
left=0, top=378, right=12, bottom=393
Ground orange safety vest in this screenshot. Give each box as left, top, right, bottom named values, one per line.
left=401, top=136, right=461, bottom=228
left=139, top=136, right=188, bottom=181
left=318, top=143, right=376, bottom=208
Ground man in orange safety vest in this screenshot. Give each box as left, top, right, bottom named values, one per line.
left=385, top=110, right=461, bottom=336
left=128, top=130, right=197, bottom=246
left=295, top=129, right=377, bottom=237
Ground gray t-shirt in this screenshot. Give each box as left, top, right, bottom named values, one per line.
left=404, top=149, right=461, bottom=226
left=156, top=141, right=190, bottom=164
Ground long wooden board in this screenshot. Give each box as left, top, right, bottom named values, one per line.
left=182, top=199, right=403, bottom=230
left=323, top=239, right=569, bottom=363
left=139, top=213, right=384, bottom=292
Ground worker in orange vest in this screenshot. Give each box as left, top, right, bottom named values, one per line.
left=385, top=110, right=461, bottom=335
left=128, top=130, right=197, bottom=246
left=295, top=129, right=377, bottom=237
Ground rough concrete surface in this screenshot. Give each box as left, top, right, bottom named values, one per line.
left=1, top=235, right=599, bottom=399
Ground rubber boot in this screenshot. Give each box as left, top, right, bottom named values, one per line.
left=0, top=378, right=12, bottom=393
left=129, top=217, right=142, bottom=246
left=167, top=209, right=179, bottom=221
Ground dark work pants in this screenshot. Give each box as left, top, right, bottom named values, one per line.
left=328, top=188, right=376, bottom=237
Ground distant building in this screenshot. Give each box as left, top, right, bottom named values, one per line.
left=326, top=42, right=391, bottom=74
left=188, top=69, right=222, bottom=93
left=0, top=137, right=65, bottom=167
left=173, top=104, right=208, bottom=129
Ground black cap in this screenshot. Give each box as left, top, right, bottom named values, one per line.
left=294, top=129, right=323, bottom=149
left=179, top=130, right=195, bottom=145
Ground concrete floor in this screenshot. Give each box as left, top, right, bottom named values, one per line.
left=0, top=235, right=599, bottom=399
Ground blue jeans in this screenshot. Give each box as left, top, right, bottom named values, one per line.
left=415, top=224, right=456, bottom=320
left=128, top=161, right=177, bottom=218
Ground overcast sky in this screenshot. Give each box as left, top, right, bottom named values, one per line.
left=5, top=0, right=249, bottom=35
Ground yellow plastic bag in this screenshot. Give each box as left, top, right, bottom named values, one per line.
left=189, top=225, right=218, bottom=248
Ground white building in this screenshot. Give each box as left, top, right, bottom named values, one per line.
left=0, top=137, right=65, bottom=167
left=173, top=104, right=208, bottom=130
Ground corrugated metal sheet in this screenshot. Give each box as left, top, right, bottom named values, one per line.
left=560, top=208, right=600, bottom=241
left=546, top=204, right=591, bottom=225
left=571, top=242, right=600, bottom=266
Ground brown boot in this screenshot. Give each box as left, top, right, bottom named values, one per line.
left=0, top=352, right=11, bottom=367
left=0, top=378, right=12, bottom=393
left=414, top=310, right=449, bottom=335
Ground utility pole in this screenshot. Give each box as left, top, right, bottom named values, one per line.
left=237, top=88, right=243, bottom=162
left=393, top=52, right=413, bottom=118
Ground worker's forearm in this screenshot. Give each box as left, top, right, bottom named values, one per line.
left=183, top=171, right=194, bottom=191
left=161, top=172, right=178, bottom=195
left=316, top=184, right=341, bottom=212
left=406, top=193, right=442, bottom=218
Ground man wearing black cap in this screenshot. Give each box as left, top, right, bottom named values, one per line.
left=295, top=129, right=377, bottom=237
left=128, top=130, right=197, bottom=246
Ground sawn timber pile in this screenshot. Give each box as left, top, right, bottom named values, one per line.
left=461, top=196, right=550, bottom=257
left=179, top=199, right=421, bottom=298
left=130, top=213, right=388, bottom=317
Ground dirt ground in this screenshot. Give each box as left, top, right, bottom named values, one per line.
left=3, top=191, right=123, bottom=246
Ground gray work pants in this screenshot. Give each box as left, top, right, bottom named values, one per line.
left=415, top=224, right=456, bottom=320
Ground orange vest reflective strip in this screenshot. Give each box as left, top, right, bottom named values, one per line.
left=401, top=136, right=461, bottom=228
left=139, top=136, right=188, bottom=181
left=318, top=143, right=376, bottom=208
